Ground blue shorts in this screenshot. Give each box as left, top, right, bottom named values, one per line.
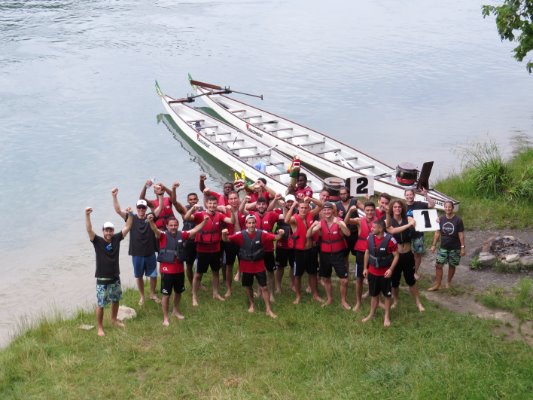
left=96, top=279, right=122, bottom=308
left=132, top=254, right=157, bottom=278
left=411, top=236, right=425, bottom=254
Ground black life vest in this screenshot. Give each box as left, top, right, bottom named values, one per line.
left=391, top=217, right=412, bottom=244
left=183, top=204, right=204, bottom=232
left=239, top=229, right=264, bottom=261
left=157, top=231, right=185, bottom=263
left=367, top=233, right=393, bottom=268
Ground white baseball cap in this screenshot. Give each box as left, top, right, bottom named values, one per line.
left=103, top=222, right=115, bottom=230
left=136, top=199, right=148, bottom=207
left=285, top=194, right=296, bottom=202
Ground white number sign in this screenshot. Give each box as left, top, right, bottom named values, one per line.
left=349, top=176, right=374, bottom=196
left=412, top=209, right=440, bottom=232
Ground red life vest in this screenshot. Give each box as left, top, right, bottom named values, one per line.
left=292, top=213, right=314, bottom=250
left=354, top=217, right=376, bottom=252
left=154, top=197, right=175, bottom=229
left=320, top=220, right=347, bottom=253
left=196, top=212, right=225, bottom=244
left=251, top=210, right=277, bottom=252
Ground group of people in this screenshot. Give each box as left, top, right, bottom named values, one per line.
left=86, top=172, right=465, bottom=335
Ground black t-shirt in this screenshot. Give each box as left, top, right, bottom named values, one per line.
left=406, top=201, right=428, bottom=239
left=336, top=198, right=358, bottom=233
left=128, top=214, right=157, bottom=256
left=92, top=232, right=124, bottom=278
left=439, top=214, right=464, bottom=250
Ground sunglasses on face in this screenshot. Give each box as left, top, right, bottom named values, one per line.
left=137, top=206, right=147, bottom=210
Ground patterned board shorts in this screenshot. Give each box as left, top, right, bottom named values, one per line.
left=411, top=236, right=425, bottom=254
left=436, top=248, right=461, bottom=267
left=96, top=280, right=123, bottom=307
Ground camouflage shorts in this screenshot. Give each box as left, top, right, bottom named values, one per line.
left=96, top=279, right=122, bottom=307
left=436, top=248, right=461, bottom=267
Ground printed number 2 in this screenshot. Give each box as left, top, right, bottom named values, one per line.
left=421, top=210, right=432, bottom=229
left=356, top=177, right=368, bottom=194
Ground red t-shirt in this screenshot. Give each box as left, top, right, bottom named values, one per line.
left=368, top=234, right=398, bottom=277
left=159, top=231, right=190, bottom=274
left=249, top=191, right=271, bottom=204
left=250, top=209, right=281, bottom=252
left=208, top=190, right=229, bottom=206
left=228, top=230, right=277, bottom=273
left=295, top=186, right=313, bottom=200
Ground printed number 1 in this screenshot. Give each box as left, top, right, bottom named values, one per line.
left=421, top=210, right=432, bottom=229
left=356, top=177, right=368, bottom=194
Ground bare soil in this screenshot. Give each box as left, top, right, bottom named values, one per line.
left=418, top=228, right=533, bottom=346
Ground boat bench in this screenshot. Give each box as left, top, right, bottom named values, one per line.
left=243, top=115, right=262, bottom=120
left=230, top=109, right=246, bottom=113
left=205, top=131, right=231, bottom=136
left=217, top=138, right=244, bottom=143
left=316, top=148, right=341, bottom=155
left=187, top=119, right=204, bottom=123
left=254, top=120, right=278, bottom=126
left=289, top=133, right=309, bottom=138
left=196, top=125, right=218, bottom=130
left=300, top=140, right=325, bottom=147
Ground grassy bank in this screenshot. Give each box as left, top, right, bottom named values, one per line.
left=1, top=281, right=532, bottom=399
left=435, top=143, right=533, bottom=229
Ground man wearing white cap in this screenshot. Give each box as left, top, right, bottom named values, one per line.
left=85, top=207, right=132, bottom=337
left=112, top=187, right=163, bottom=305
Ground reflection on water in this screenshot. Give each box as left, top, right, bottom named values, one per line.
left=0, top=0, right=532, bottom=347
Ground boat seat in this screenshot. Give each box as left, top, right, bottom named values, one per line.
left=269, top=171, right=285, bottom=177
left=243, top=115, right=262, bottom=120
left=316, top=148, right=341, bottom=155
left=269, top=128, right=293, bottom=133
left=237, top=145, right=257, bottom=151
left=230, top=109, right=246, bottom=113
left=254, top=120, right=278, bottom=126
left=187, top=119, right=204, bottom=123
left=290, top=133, right=309, bottom=138
left=239, top=153, right=261, bottom=160
left=205, top=131, right=231, bottom=137
left=196, top=125, right=218, bottom=130
left=218, top=138, right=244, bottom=143
left=300, top=140, right=325, bottom=147
left=352, top=165, right=375, bottom=171
left=340, top=155, right=358, bottom=161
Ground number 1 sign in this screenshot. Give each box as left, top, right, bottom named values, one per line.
left=412, top=209, right=440, bottom=232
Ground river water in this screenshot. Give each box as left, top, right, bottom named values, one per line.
left=1, top=0, right=531, bottom=346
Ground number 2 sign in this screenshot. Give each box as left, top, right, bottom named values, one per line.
left=349, top=176, right=374, bottom=196
left=412, top=209, right=440, bottom=232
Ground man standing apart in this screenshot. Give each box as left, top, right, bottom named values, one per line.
left=429, top=200, right=465, bottom=291
left=362, top=219, right=399, bottom=327
left=112, top=187, right=163, bottom=305
left=222, top=215, right=283, bottom=318
left=85, top=207, right=132, bottom=337
left=148, top=214, right=208, bottom=326
left=404, top=188, right=435, bottom=279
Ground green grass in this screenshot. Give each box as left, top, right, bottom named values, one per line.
left=435, top=144, right=533, bottom=229
left=1, top=278, right=532, bottom=399
left=478, top=278, right=533, bottom=321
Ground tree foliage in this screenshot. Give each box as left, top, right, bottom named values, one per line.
left=482, top=0, right=533, bottom=73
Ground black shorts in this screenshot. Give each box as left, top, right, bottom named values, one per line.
left=354, top=250, right=366, bottom=279
left=196, top=251, right=221, bottom=274
left=344, top=232, right=358, bottom=256
left=264, top=252, right=276, bottom=272
left=319, top=251, right=348, bottom=278
left=242, top=271, right=267, bottom=287
left=293, top=247, right=319, bottom=277
left=161, top=273, right=185, bottom=296
left=183, top=240, right=197, bottom=265
left=275, top=247, right=295, bottom=269
left=391, top=252, right=416, bottom=288
left=221, top=241, right=239, bottom=267
left=368, top=272, right=392, bottom=298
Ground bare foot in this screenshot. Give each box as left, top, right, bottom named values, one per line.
left=427, top=284, right=440, bottom=292
left=292, top=296, right=301, bottom=305
left=391, top=302, right=398, bottom=310
left=138, top=298, right=145, bottom=306
left=361, top=314, right=373, bottom=323
left=270, top=295, right=275, bottom=303
left=341, top=301, right=351, bottom=310
left=384, top=318, right=391, bottom=327
left=266, top=310, right=278, bottom=319
left=321, top=300, right=333, bottom=308
left=97, top=329, right=105, bottom=337
left=173, top=312, right=185, bottom=320
left=234, top=272, right=240, bottom=282
left=274, top=288, right=281, bottom=295
left=362, top=290, right=369, bottom=299
left=414, top=272, right=420, bottom=280
left=248, top=305, right=255, bottom=313
left=305, top=286, right=312, bottom=294
left=253, top=291, right=259, bottom=299
left=213, top=293, right=225, bottom=302
left=352, top=302, right=361, bottom=312
left=112, top=320, right=125, bottom=328
left=192, top=297, right=199, bottom=307
left=224, top=290, right=232, bottom=299
left=150, top=295, right=161, bottom=304
left=417, top=303, right=425, bottom=312
left=162, top=320, right=170, bottom=327
left=313, top=295, right=324, bottom=304
left=445, top=282, right=451, bottom=289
